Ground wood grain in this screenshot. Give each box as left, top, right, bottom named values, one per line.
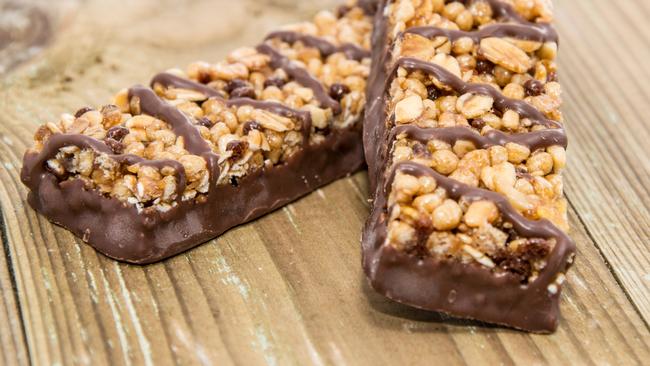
left=556, top=0, right=650, bottom=325
left=0, top=210, right=29, bottom=366
left=0, top=0, right=649, bottom=365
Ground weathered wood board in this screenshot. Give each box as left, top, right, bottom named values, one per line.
left=0, top=0, right=648, bottom=364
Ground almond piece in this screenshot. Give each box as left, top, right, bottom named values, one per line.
left=400, top=33, right=436, bottom=61
left=253, top=110, right=294, bottom=132
left=505, top=38, right=542, bottom=53
left=457, top=93, right=494, bottom=119
left=480, top=37, right=533, bottom=73
left=432, top=53, right=462, bottom=78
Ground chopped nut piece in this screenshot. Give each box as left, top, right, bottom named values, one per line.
left=432, top=53, right=462, bottom=78
left=395, top=95, right=424, bottom=123
left=254, top=110, right=294, bottom=132
left=211, top=62, right=249, bottom=81
left=457, top=93, right=494, bottom=119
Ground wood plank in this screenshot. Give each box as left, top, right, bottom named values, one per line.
left=2, top=162, right=649, bottom=364
left=555, top=0, right=650, bottom=324
left=0, top=211, right=29, bottom=366
left=0, top=0, right=649, bottom=364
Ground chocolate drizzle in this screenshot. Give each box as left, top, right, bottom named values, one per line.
left=364, top=0, right=562, bottom=191
left=405, top=22, right=557, bottom=44
left=471, top=0, right=546, bottom=26
left=152, top=20, right=375, bottom=151
left=403, top=0, right=558, bottom=44
left=391, top=125, right=568, bottom=151
left=151, top=72, right=313, bottom=142
left=151, top=72, right=223, bottom=99
left=128, top=86, right=221, bottom=191
left=256, top=43, right=342, bottom=114
left=265, top=31, right=371, bottom=61
left=357, top=0, right=379, bottom=16
left=386, top=162, right=571, bottom=243
left=395, top=57, right=561, bottom=129
left=21, top=134, right=187, bottom=201
left=362, top=0, right=574, bottom=332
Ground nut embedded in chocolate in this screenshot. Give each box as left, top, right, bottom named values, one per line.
left=74, top=107, right=94, bottom=118
left=226, top=140, right=248, bottom=162
left=470, top=118, right=486, bottom=129
left=329, top=83, right=350, bottom=101
left=225, top=79, right=250, bottom=93
left=475, top=59, right=494, bottom=75
left=44, top=159, right=67, bottom=179
left=524, top=79, right=544, bottom=96
left=104, top=138, right=124, bottom=154
left=197, top=117, right=215, bottom=128
left=106, top=126, right=129, bottom=141
left=263, top=77, right=286, bottom=89
left=411, top=141, right=426, bottom=155
left=230, top=86, right=257, bottom=99
left=426, top=85, right=440, bottom=100
left=242, top=121, right=262, bottom=134
left=495, top=238, right=552, bottom=282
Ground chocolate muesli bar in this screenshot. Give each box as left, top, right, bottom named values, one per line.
left=21, top=1, right=373, bottom=264
left=362, top=0, right=575, bottom=332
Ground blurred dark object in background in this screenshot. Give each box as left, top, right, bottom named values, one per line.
left=0, top=2, right=51, bottom=75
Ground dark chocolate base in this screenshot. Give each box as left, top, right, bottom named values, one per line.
left=25, top=128, right=364, bottom=264
left=362, top=205, right=569, bottom=333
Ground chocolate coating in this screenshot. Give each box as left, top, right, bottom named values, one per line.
left=20, top=2, right=371, bottom=264
left=22, top=126, right=364, bottom=264
left=362, top=0, right=573, bottom=332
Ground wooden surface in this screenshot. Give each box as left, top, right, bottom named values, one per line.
left=0, top=0, right=649, bottom=364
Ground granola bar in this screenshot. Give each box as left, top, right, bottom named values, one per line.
left=21, top=1, right=374, bottom=264
left=362, top=0, right=574, bottom=332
